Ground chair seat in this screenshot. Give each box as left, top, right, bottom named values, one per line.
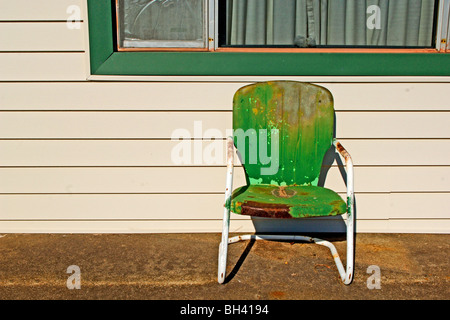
left=230, top=185, right=347, bottom=219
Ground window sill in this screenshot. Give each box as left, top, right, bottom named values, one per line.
left=214, top=48, right=443, bottom=54
left=117, top=47, right=442, bottom=54
left=90, top=51, right=450, bottom=77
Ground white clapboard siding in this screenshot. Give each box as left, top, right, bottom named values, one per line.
left=323, top=83, right=450, bottom=111
left=389, top=193, right=450, bottom=219
left=1, top=82, right=450, bottom=110
left=0, top=140, right=449, bottom=166
left=0, top=0, right=83, bottom=21
left=1, top=111, right=450, bottom=139
left=336, top=112, right=450, bottom=139
left=0, top=219, right=355, bottom=234
left=0, top=0, right=448, bottom=234
left=0, top=167, right=449, bottom=195
left=0, top=219, right=449, bottom=234
left=385, top=219, right=450, bottom=233
left=0, top=22, right=84, bottom=51
left=0, top=192, right=448, bottom=221
left=0, top=53, right=86, bottom=81
left=0, top=193, right=447, bottom=221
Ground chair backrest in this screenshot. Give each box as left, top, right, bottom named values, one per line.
left=233, top=81, right=334, bottom=186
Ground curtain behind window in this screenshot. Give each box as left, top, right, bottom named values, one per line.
left=227, top=0, right=436, bottom=47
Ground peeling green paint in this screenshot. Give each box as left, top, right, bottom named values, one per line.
left=231, top=81, right=346, bottom=219
left=224, top=196, right=232, bottom=211
left=347, top=196, right=353, bottom=217
left=233, top=81, right=334, bottom=187
left=249, top=177, right=263, bottom=185
left=231, top=185, right=346, bottom=218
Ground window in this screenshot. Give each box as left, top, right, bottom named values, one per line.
left=117, top=0, right=208, bottom=50
left=116, top=0, right=448, bottom=51
left=87, top=0, right=450, bottom=76
left=221, top=0, right=437, bottom=48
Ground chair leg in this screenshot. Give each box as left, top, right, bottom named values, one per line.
left=218, top=136, right=235, bottom=284
left=343, top=207, right=355, bottom=284
left=218, top=207, right=230, bottom=284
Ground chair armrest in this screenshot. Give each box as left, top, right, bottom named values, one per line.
left=224, top=137, right=235, bottom=209
left=333, top=139, right=355, bottom=284
left=333, top=139, right=354, bottom=214
left=226, top=136, right=235, bottom=169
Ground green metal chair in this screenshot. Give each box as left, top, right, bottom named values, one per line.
left=218, top=81, right=355, bottom=285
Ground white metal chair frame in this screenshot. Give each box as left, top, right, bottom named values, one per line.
left=218, top=137, right=355, bottom=285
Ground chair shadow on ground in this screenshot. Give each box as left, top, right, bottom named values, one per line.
left=224, top=238, right=256, bottom=284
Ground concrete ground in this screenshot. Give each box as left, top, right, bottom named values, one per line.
left=0, top=233, right=448, bottom=300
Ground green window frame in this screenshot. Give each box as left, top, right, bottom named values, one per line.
left=88, top=0, right=450, bottom=76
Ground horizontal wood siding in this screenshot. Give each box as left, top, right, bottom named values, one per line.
left=0, top=0, right=83, bottom=21
left=1, top=111, right=450, bottom=138
left=0, top=22, right=84, bottom=51
left=1, top=82, right=450, bottom=110
left=0, top=0, right=448, bottom=233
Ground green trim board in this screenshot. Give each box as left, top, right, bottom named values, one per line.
left=87, top=0, right=450, bottom=76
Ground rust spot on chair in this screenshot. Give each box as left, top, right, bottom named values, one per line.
left=335, top=141, right=351, bottom=161
left=240, top=201, right=293, bottom=219
left=271, top=186, right=297, bottom=199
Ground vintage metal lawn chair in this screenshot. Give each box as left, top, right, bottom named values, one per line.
left=218, top=81, right=354, bottom=285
